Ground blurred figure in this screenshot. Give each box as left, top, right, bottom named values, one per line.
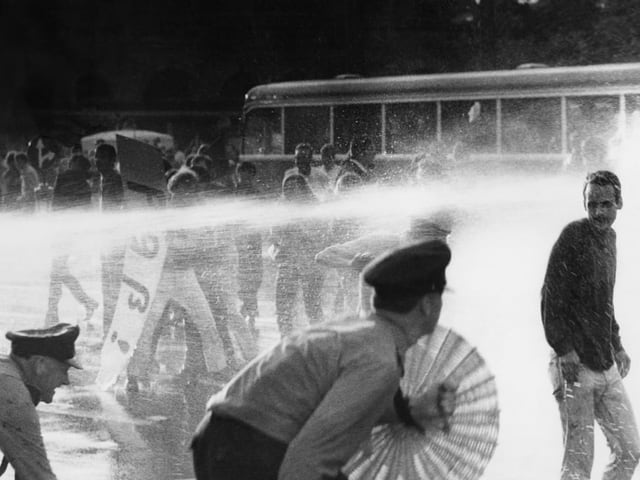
left=95, top=144, right=124, bottom=212
left=541, top=170, right=640, bottom=480
left=283, top=143, right=330, bottom=199
left=335, top=135, right=376, bottom=185
left=0, top=323, right=82, bottom=479
left=15, top=152, right=39, bottom=212
left=51, top=154, right=92, bottom=210
left=46, top=154, right=99, bottom=327
left=323, top=173, right=364, bottom=315
left=95, top=144, right=125, bottom=338
left=319, top=143, right=340, bottom=186
left=234, top=161, right=263, bottom=335
left=0, top=151, right=21, bottom=210
left=270, top=174, right=328, bottom=337
left=316, top=210, right=454, bottom=317
left=126, top=168, right=253, bottom=391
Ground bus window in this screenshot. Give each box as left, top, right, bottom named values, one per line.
left=502, top=98, right=561, bottom=154
left=334, top=104, right=382, bottom=154
left=625, top=94, right=640, bottom=136
left=243, top=108, right=283, bottom=154
left=385, top=102, right=437, bottom=154
left=567, top=96, right=619, bottom=161
left=284, top=106, right=330, bottom=154
left=441, top=100, right=497, bottom=157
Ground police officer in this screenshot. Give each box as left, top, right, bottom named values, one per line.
left=191, top=239, right=456, bottom=480
left=0, top=323, right=82, bottom=480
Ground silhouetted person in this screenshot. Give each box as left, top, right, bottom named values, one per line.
left=95, top=144, right=125, bottom=337
left=15, top=152, right=39, bottom=213
left=46, top=155, right=98, bottom=327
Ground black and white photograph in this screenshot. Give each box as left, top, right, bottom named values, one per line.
left=0, top=1, right=639, bottom=479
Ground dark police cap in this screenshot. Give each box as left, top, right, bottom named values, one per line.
left=363, top=239, right=451, bottom=298
left=6, top=323, right=82, bottom=369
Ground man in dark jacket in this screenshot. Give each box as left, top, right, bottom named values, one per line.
left=541, top=170, right=640, bottom=480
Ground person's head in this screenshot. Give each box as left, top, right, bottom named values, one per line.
left=294, top=143, right=313, bottom=176
left=3, top=150, right=17, bottom=170
left=363, top=240, right=451, bottom=340
left=236, top=161, right=257, bottom=188
left=15, top=152, right=29, bottom=171
left=320, top=143, right=336, bottom=170
left=167, top=167, right=200, bottom=207
left=348, top=135, right=375, bottom=169
left=69, top=154, right=92, bottom=176
left=225, top=143, right=239, bottom=163
left=583, top=170, right=622, bottom=230
left=95, top=144, right=117, bottom=175
left=6, top=323, right=82, bottom=404
left=281, top=173, right=315, bottom=202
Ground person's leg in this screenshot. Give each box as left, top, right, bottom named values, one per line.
left=101, top=245, right=126, bottom=337
left=275, top=263, right=298, bottom=337
left=595, top=367, right=640, bottom=480
left=126, top=270, right=174, bottom=391
left=199, top=276, right=237, bottom=365
left=177, top=270, right=228, bottom=375
left=301, top=266, right=324, bottom=324
left=62, top=268, right=99, bottom=321
left=45, top=255, right=67, bottom=326
left=549, top=356, right=596, bottom=480
left=205, top=268, right=258, bottom=363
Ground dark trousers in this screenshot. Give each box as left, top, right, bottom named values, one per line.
left=275, top=263, right=324, bottom=336
left=191, top=412, right=287, bottom=480
left=191, top=412, right=349, bottom=480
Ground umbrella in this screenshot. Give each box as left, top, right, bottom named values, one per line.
left=343, top=325, right=500, bottom=480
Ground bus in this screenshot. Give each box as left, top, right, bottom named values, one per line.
left=240, top=62, right=640, bottom=189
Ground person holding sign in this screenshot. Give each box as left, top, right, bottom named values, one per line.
left=125, top=168, right=231, bottom=391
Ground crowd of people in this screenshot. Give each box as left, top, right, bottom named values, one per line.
left=0, top=131, right=637, bottom=480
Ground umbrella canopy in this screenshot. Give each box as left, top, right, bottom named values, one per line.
left=343, top=325, right=500, bottom=480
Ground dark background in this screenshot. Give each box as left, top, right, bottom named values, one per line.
left=1, top=0, right=639, bottom=148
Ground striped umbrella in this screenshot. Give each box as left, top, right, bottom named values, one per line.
left=343, top=326, right=500, bottom=480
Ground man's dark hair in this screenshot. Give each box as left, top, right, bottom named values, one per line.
left=95, top=143, right=117, bottom=161
left=236, top=161, right=256, bottom=177
left=15, top=152, right=29, bottom=166
left=583, top=170, right=622, bottom=206
left=294, top=143, right=312, bottom=154
left=320, top=143, right=335, bottom=158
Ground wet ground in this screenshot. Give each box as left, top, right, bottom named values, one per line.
left=2, top=167, right=640, bottom=479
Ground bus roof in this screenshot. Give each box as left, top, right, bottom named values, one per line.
left=244, top=62, right=640, bottom=111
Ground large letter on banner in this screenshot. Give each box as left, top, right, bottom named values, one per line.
left=96, top=233, right=167, bottom=389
